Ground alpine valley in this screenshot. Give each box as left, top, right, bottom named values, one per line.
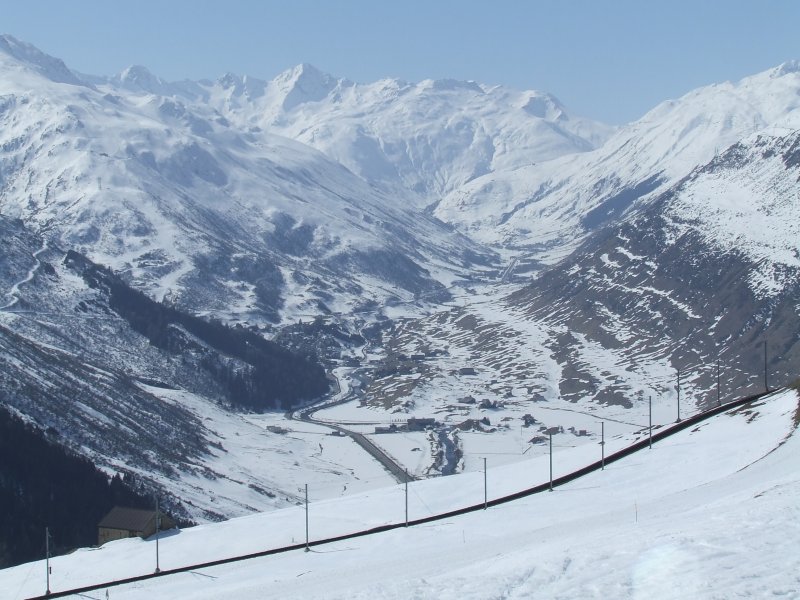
left=0, top=33, right=798, bottom=567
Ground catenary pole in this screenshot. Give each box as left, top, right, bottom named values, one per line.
left=45, top=526, right=51, bottom=596
left=483, top=457, right=487, bottom=510
left=304, top=484, right=309, bottom=552
left=155, top=496, right=160, bottom=574
left=676, top=369, right=681, bottom=422
left=600, top=421, right=605, bottom=470
left=649, top=395, right=653, bottom=449
left=549, top=433, right=553, bottom=492
left=405, top=470, right=409, bottom=527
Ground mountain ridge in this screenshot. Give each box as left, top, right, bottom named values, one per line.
left=435, top=58, right=800, bottom=262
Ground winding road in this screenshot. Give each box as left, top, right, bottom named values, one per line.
left=291, top=383, right=413, bottom=484
left=1, top=239, right=48, bottom=311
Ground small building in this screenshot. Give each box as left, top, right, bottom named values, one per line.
left=375, top=423, right=399, bottom=434
left=407, top=417, right=436, bottom=431
left=542, top=425, right=564, bottom=436
left=97, top=506, right=175, bottom=546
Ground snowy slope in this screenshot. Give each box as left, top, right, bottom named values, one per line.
left=0, top=35, right=496, bottom=327
left=184, top=64, right=614, bottom=203
left=75, top=54, right=614, bottom=270
left=2, top=389, right=797, bottom=599
left=664, top=127, right=800, bottom=298
left=503, top=123, right=800, bottom=392
left=0, top=35, right=84, bottom=86
left=437, top=61, right=800, bottom=260
left=0, top=215, right=397, bottom=522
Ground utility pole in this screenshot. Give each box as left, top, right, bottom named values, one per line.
left=600, top=421, right=605, bottom=470
left=154, top=496, right=160, bottom=574
left=483, top=457, right=488, bottom=510
left=676, top=369, right=681, bottom=422
left=716, top=358, right=721, bottom=406
left=304, top=484, right=309, bottom=552
left=764, top=340, right=769, bottom=392
left=549, top=433, right=553, bottom=492
left=45, top=527, right=51, bottom=596
left=404, top=470, right=409, bottom=527
left=648, top=396, right=653, bottom=449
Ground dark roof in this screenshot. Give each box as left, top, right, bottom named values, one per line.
left=98, top=507, right=156, bottom=532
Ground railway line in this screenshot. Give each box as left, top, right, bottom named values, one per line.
left=24, top=388, right=773, bottom=600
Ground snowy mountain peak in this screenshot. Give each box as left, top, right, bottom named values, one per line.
left=770, top=59, right=800, bottom=78
left=272, top=63, right=342, bottom=110
left=418, top=78, right=485, bottom=94
left=280, top=62, right=330, bottom=83
left=519, top=91, right=567, bottom=120
left=117, top=64, right=168, bottom=94
left=217, top=72, right=239, bottom=88
left=0, top=34, right=84, bottom=86
left=216, top=72, right=267, bottom=99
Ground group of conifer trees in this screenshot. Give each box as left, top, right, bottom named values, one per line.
left=0, top=406, right=152, bottom=568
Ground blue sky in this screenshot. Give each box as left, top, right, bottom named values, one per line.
left=3, top=0, right=799, bottom=124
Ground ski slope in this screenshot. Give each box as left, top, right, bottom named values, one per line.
left=4, top=388, right=798, bottom=599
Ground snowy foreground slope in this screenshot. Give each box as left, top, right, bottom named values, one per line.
left=4, top=388, right=798, bottom=599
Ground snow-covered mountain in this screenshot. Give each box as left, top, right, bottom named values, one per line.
left=0, top=35, right=497, bottom=328
left=505, top=135, right=799, bottom=403
left=74, top=53, right=615, bottom=245
left=0, top=34, right=84, bottom=86
left=0, top=213, right=401, bottom=524
left=91, top=61, right=613, bottom=205
left=297, top=68, right=800, bottom=468
left=437, top=61, right=800, bottom=264
left=334, top=127, right=800, bottom=456
left=197, top=64, right=615, bottom=202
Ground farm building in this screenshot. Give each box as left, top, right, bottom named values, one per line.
left=97, top=506, right=175, bottom=546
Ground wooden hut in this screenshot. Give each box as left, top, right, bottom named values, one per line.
left=97, top=506, right=175, bottom=546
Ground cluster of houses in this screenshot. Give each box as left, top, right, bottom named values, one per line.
left=374, top=417, right=437, bottom=434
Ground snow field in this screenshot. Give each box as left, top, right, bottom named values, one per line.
left=131, top=385, right=396, bottom=519
left=3, top=389, right=797, bottom=599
